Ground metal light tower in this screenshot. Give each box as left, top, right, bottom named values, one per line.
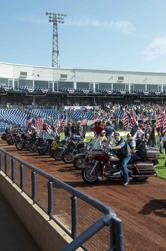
left=46, top=12, right=66, bottom=68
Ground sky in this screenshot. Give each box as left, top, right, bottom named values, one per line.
left=0, top=0, right=166, bottom=72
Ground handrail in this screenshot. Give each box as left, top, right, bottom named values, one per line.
left=0, top=148, right=124, bottom=251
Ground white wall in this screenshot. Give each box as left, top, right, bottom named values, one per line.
left=1, top=61, right=166, bottom=85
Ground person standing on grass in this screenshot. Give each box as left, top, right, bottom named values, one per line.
left=161, top=131, right=166, bottom=166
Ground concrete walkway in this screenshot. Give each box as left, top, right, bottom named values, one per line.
left=0, top=193, right=41, bottom=251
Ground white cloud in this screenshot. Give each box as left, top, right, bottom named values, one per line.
left=143, top=36, right=166, bottom=60
left=66, top=18, right=135, bottom=33
left=16, top=16, right=135, bottom=34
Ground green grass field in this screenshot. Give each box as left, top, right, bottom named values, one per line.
left=156, top=153, right=166, bottom=179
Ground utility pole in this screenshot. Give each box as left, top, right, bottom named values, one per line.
left=46, top=12, right=66, bottom=68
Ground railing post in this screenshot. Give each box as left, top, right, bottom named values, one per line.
left=31, top=171, right=37, bottom=203
left=0, top=153, right=2, bottom=171
left=20, top=163, right=24, bottom=191
left=114, top=220, right=124, bottom=251
left=48, top=181, right=53, bottom=218
left=111, top=219, right=124, bottom=251
left=4, top=154, right=7, bottom=174
left=71, top=195, right=78, bottom=239
left=11, top=158, right=15, bottom=182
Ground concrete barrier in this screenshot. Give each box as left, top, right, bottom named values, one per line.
left=0, top=171, right=83, bottom=251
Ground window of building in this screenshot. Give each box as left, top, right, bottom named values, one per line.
left=113, top=83, right=128, bottom=91
left=0, top=78, right=8, bottom=86
left=118, top=76, right=124, bottom=81
left=147, top=84, right=161, bottom=92
left=19, top=72, right=27, bottom=78
left=163, top=85, right=166, bottom=93
left=8, top=79, right=13, bottom=87
left=19, top=79, right=33, bottom=88
left=130, top=84, right=146, bottom=92
left=89, top=83, right=93, bottom=90
left=58, top=81, right=74, bottom=90
left=48, top=82, right=53, bottom=90
left=34, top=81, right=48, bottom=89
left=54, top=82, right=58, bottom=91
left=14, top=80, right=19, bottom=89
left=98, top=83, right=112, bottom=90
left=60, top=74, right=67, bottom=79
left=76, top=82, right=89, bottom=89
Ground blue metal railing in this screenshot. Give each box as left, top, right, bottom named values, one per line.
left=0, top=149, right=124, bottom=251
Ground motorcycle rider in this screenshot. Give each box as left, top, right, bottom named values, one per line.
left=133, top=124, right=145, bottom=141
left=127, top=133, right=136, bottom=154
left=111, top=132, right=131, bottom=186
left=131, top=134, right=147, bottom=162
left=64, top=121, right=72, bottom=141
left=104, top=120, right=115, bottom=140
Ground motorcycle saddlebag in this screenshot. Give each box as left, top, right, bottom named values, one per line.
left=146, top=149, right=160, bottom=160
left=134, top=162, right=156, bottom=176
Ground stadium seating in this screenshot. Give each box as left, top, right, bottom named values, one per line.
left=0, top=108, right=27, bottom=126
left=0, top=106, right=127, bottom=132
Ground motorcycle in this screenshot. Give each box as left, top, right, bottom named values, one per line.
left=54, top=136, right=83, bottom=162
left=73, top=137, right=108, bottom=169
left=62, top=140, right=85, bottom=164
left=73, top=142, right=93, bottom=169
left=81, top=147, right=159, bottom=184
left=37, top=137, right=55, bottom=155
left=15, top=131, right=37, bottom=152
left=49, top=137, right=61, bottom=157
left=3, top=127, right=20, bottom=145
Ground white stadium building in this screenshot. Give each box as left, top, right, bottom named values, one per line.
left=0, top=61, right=166, bottom=105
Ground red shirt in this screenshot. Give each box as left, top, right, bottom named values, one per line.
left=93, top=125, right=103, bottom=135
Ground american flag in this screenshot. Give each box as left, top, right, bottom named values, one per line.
left=56, top=119, right=65, bottom=135
left=106, top=90, right=112, bottom=94
left=83, top=89, right=89, bottom=94
left=122, top=110, right=137, bottom=128
left=80, top=119, right=87, bottom=126
left=141, top=112, right=149, bottom=123
left=120, top=90, right=126, bottom=95
left=156, top=112, right=165, bottom=129
left=162, top=116, right=166, bottom=133
left=41, top=89, right=48, bottom=94
left=68, top=89, right=75, bottom=94
left=26, top=115, right=33, bottom=127
left=27, top=88, right=34, bottom=93
left=130, top=110, right=137, bottom=127
left=122, top=111, right=131, bottom=128
left=35, top=116, right=43, bottom=130
left=43, top=122, right=52, bottom=134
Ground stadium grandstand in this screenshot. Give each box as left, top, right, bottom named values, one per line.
left=0, top=61, right=166, bottom=107
left=0, top=62, right=166, bottom=251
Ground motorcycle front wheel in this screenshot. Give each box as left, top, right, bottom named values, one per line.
left=73, top=155, right=85, bottom=169
left=16, top=141, right=24, bottom=150
left=81, top=166, right=100, bottom=184
left=1, top=133, right=6, bottom=141
left=37, top=148, right=46, bottom=155
left=6, top=139, right=14, bottom=145
left=54, top=148, right=63, bottom=161
left=29, top=144, right=37, bottom=153
left=62, top=150, right=74, bottom=164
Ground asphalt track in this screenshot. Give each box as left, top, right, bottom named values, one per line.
left=0, top=142, right=166, bottom=251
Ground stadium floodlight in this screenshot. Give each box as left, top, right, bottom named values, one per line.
left=46, top=12, right=67, bottom=68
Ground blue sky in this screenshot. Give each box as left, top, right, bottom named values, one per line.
left=0, top=0, right=166, bottom=72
